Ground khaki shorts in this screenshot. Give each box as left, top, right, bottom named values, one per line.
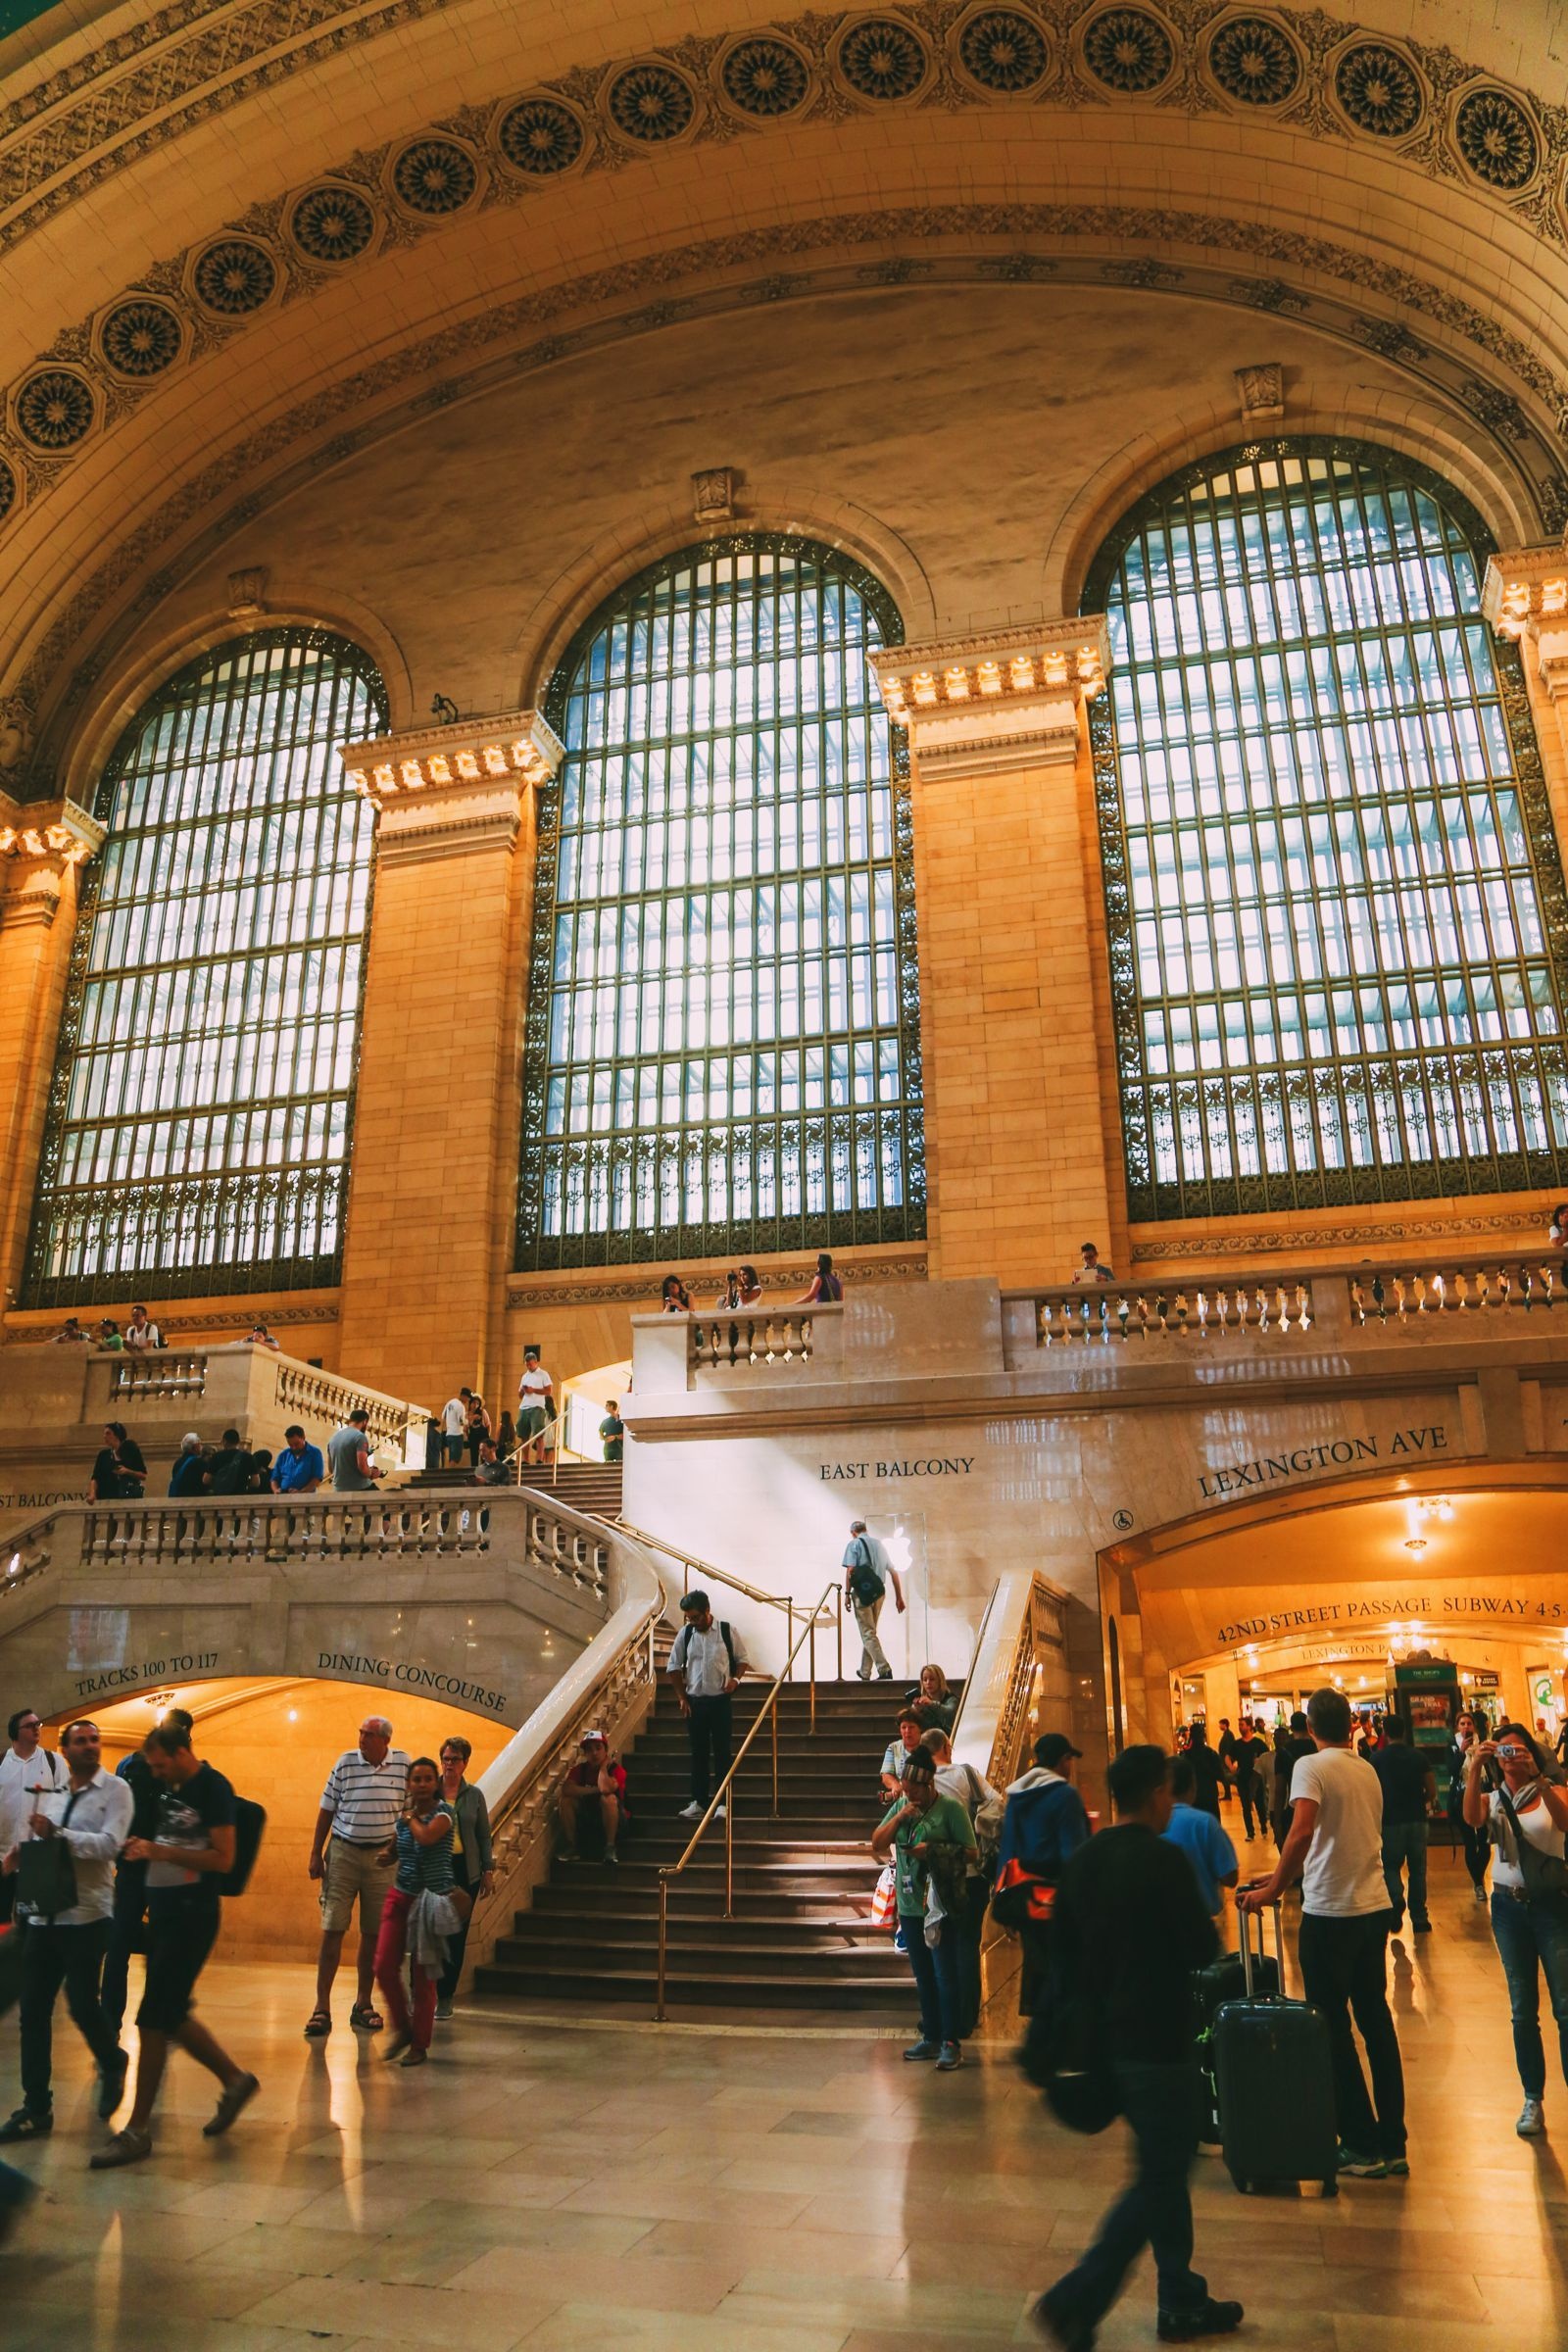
left=319, top=1838, right=395, bottom=1936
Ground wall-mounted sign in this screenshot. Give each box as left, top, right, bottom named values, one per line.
left=74, top=1648, right=220, bottom=1700
left=818, top=1455, right=976, bottom=1483
left=316, top=1649, right=508, bottom=1716
left=1215, top=1592, right=1568, bottom=1647
left=1198, top=1424, right=1447, bottom=1502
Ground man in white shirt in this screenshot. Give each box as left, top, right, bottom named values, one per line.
left=517, top=1348, right=553, bottom=1466
left=122, top=1305, right=162, bottom=1351
left=0, top=1707, right=66, bottom=1927
left=1240, top=1684, right=1406, bottom=2179
left=441, top=1390, right=470, bottom=1469
left=306, top=1718, right=411, bottom=2037
left=667, top=1591, right=750, bottom=1821
left=1069, top=1242, right=1114, bottom=1284
left=841, top=1519, right=905, bottom=1682
left=0, top=1718, right=134, bottom=2142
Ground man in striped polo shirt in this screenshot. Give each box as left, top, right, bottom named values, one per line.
left=305, top=1717, right=410, bottom=2039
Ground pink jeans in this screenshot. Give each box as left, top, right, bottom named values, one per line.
left=373, top=1887, right=437, bottom=2051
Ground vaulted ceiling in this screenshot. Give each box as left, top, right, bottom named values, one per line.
left=3, top=0, right=1567, bottom=791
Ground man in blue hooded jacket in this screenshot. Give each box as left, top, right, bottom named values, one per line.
left=995, top=1732, right=1091, bottom=2014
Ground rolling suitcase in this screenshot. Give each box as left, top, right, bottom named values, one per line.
left=1193, top=1942, right=1278, bottom=2139
left=1212, top=1902, right=1338, bottom=2197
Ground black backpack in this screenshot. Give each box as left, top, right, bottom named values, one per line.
left=845, top=1539, right=885, bottom=1606
left=676, top=1621, right=737, bottom=1677
left=220, top=1796, right=268, bottom=1897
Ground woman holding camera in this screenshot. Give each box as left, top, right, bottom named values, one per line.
left=1462, top=1721, right=1568, bottom=2137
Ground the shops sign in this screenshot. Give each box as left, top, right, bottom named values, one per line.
left=1198, top=1422, right=1447, bottom=1501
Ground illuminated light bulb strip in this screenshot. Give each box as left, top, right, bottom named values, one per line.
left=343, top=709, right=564, bottom=808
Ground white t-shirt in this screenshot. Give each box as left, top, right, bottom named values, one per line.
left=519, top=1365, right=553, bottom=1408
left=0, top=1742, right=67, bottom=1854
left=1489, top=1785, right=1567, bottom=1891
left=1290, top=1745, right=1388, bottom=1916
left=441, top=1396, right=467, bottom=1437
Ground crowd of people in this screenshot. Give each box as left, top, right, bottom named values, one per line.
left=0, top=1698, right=498, bottom=2227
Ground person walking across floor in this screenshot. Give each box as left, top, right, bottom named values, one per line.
left=1230, top=1718, right=1271, bottom=1843
left=90, top=1720, right=258, bottom=2169
left=841, top=1518, right=905, bottom=1682
left=1182, top=1722, right=1224, bottom=1819
left=1271, top=1711, right=1315, bottom=1848
left=372, top=1757, right=461, bottom=2068
left=1373, top=1717, right=1436, bottom=1936
left=924, top=1726, right=1001, bottom=2038
left=872, top=1743, right=977, bottom=2071
left=599, top=1400, right=625, bottom=1463
left=305, top=1716, right=411, bottom=2038
left=433, top=1736, right=494, bottom=2020
left=101, top=1707, right=193, bottom=2038
left=0, top=1717, right=134, bottom=2145
left=1462, top=1720, right=1568, bottom=2137
left=1033, top=1743, right=1242, bottom=2350
left=0, top=1707, right=66, bottom=1929
left=994, top=1732, right=1092, bottom=2017
left=1240, top=1684, right=1406, bottom=2180
left=1162, top=1755, right=1239, bottom=1926
left=1452, top=1710, right=1492, bottom=1904
left=667, top=1590, right=749, bottom=1822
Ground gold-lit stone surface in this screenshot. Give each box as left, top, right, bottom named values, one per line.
left=4, top=1870, right=1566, bottom=2350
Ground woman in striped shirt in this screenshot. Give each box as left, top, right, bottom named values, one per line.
left=372, top=1760, right=458, bottom=2066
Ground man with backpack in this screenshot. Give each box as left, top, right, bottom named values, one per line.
left=91, top=1721, right=258, bottom=2168
left=841, top=1518, right=905, bottom=1681
left=924, top=1727, right=1002, bottom=2036
left=668, top=1590, right=749, bottom=1822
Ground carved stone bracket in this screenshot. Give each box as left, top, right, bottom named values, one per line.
left=0, top=792, right=104, bottom=927
left=1484, top=544, right=1568, bottom=699
left=869, top=617, right=1110, bottom=780
left=342, top=708, right=564, bottom=863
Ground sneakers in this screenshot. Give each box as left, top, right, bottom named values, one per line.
left=678, top=1802, right=703, bottom=1821
left=1337, top=2147, right=1388, bottom=2178
left=0, top=2109, right=50, bottom=2143
left=1156, top=2299, right=1245, bottom=2342
left=1474, top=1883, right=1490, bottom=1905
left=434, top=1997, right=455, bottom=2022
left=935, top=2042, right=962, bottom=2071
left=877, top=1668, right=893, bottom=1680
left=202, top=2072, right=260, bottom=2138
left=1029, top=2298, right=1095, bottom=2352
left=1518, top=2098, right=1546, bottom=2137
left=1413, top=1918, right=1432, bottom=1935
left=604, top=1848, right=618, bottom=1866
left=904, top=2038, right=940, bottom=2061
left=89, top=2127, right=152, bottom=2171
left=1385, top=2156, right=1409, bottom=2177
left=98, top=2048, right=129, bottom=2121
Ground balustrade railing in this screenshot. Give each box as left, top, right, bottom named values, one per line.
left=108, top=1351, right=208, bottom=1400
left=1346, top=1255, right=1566, bottom=1324
left=1022, top=1276, right=1313, bottom=1348
left=690, top=1305, right=823, bottom=1371
left=273, top=1358, right=414, bottom=1450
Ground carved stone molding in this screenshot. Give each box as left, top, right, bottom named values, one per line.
left=506, top=1254, right=930, bottom=1306
left=0, top=791, right=103, bottom=923
left=1484, top=543, right=1568, bottom=698
left=871, top=617, right=1109, bottom=779
left=1235, top=359, right=1284, bottom=423
left=343, top=707, right=564, bottom=810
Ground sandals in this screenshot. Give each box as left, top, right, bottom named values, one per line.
left=349, top=2003, right=383, bottom=2033
left=303, top=2009, right=332, bottom=2039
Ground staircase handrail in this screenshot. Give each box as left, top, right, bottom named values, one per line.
left=952, top=1569, right=1073, bottom=1792
left=947, top=1576, right=1002, bottom=1767
left=655, top=1578, right=841, bottom=2021
left=615, top=1515, right=844, bottom=1684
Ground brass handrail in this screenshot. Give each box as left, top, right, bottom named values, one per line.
left=616, top=1516, right=845, bottom=1685
left=655, top=1579, right=841, bottom=2022
left=946, top=1576, right=1001, bottom=1763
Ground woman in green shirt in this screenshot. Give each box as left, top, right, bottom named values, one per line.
left=872, top=1746, right=976, bottom=2070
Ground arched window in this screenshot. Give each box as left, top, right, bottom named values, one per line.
left=517, top=535, right=924, bottom=1268
left=25, top=627, right=386, bottom=1303
left=1085, top=440, right=1568, bottom=1219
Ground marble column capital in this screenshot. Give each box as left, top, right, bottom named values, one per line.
left=342, top=708, right=564, bottom=863
left=869, top=617, right=1109, bottom=781
left=1483, top=545, right=1568, bottom=699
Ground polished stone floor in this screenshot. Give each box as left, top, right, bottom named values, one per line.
left=3, top=1841, right=1567, bottom=2350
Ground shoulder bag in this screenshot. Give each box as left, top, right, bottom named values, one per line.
left=1494, top=1781, right=1568, bottom=1902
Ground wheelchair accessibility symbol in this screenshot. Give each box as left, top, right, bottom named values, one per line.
left=1111, top=1508, right=1134, bottom=1532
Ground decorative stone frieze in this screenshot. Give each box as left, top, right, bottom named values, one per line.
left=341, top=709, right=563, bottom=863
left=869, top=617, right=1109, bottom=780
left=0, top=793, right=103, bottom=927
left=1235, top=360, right=1284, bottom=423
left=1484, top=545, right=1568, bottom=699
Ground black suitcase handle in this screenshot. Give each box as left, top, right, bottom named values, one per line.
left=1238, top=1897, right=1285, bottom=1998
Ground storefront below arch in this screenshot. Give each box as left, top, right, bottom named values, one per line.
left=46, top=1675, right=509, bottom=1962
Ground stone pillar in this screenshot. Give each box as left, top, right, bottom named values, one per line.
left=335, top=713, right=563, bottom=1406
left=0, top=797, right=104, bottom=1304
left=870, top=620, right=1116, bottom=1285
left=1482, top=546, right=1568, bottom=840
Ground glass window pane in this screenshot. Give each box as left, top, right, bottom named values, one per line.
left=516, top=538, right=926, bottom=1266
left=1089, top=442, right=1568, bottom=1217
left=25, top=629, right=385, bottom=1302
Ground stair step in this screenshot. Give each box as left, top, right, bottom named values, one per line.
left=529, top=1883, right=876, bottom=1919
left=498, top=1929, right=902, bottom=1969
left=474, top=1960, right=911, bottom=2008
